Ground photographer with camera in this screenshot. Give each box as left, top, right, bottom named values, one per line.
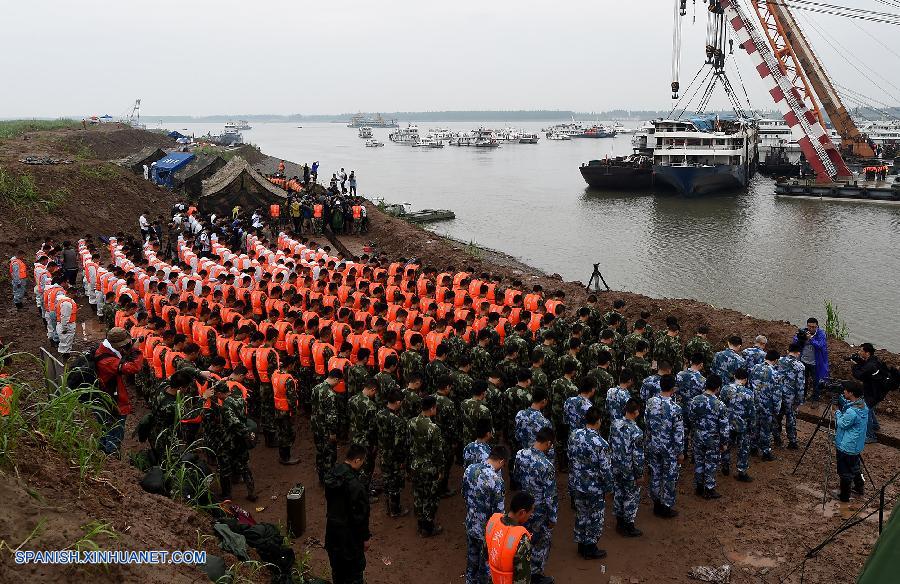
left=832, top=384, right=868, bottom=502
left=794, top=318, right=829, bottom=402
left=850, top=343, right=881, bottom=444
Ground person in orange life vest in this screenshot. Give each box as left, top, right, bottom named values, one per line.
left=10, top=250, right=28, bottom=310
left=55, top=293, right=78, bottom=357
left=328, top=342, right=353, bottom=438
left=272, top=357, right=302, bottom=465
left=378, top=331, right=400, bottom=371
left=485, top=491, right=535, bottom=584
left=256, top=327, right=282, bottom=447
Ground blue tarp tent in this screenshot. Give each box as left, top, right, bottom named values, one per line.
left=151, top=152, right=194, bottom=188
left=168, top=130, right=187, bottom=139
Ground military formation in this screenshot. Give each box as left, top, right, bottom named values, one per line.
left=18, top=207, right=815, bottom=584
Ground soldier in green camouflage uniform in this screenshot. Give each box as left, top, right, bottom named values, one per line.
left=505, top=323, right=533, bottom=368
left=623, top=319, right=649, bottom=359
left=624, top=340, right=652, bottom=386
left=433, top=375, right=460, bottom=497
left=311, top=370, right=342, bottom=484
left=150, top=372, right=190, bottom=461
left=549, top=360, right=579, bottom=470
left=408, top=395, right=446, bottom=537
left=349, top=378, right=379, bottom=490
left=684, top=325, right=715, bottom=372
left=453, top=355, right=475, bottom=404
left=497, top=345, right=522, bottom=390
left=206, top=373, right=256, bottom=501
left=376, top=390, right=409, bottom=517
left=559, top=337, right=584, bottom=379
left=486, top=371, right=505, bottom=431
left=530, top=353, right=549, bottom=396
left=444, top=322, right=470, bottom=368
left=504, top=369, right=533, bottom=450
left=605, top=299, right=629, bottom=336
left=532, top=331, right=560, bottom=382
left=400, top=373, right=424, bottom=420
left=584, top=331, right=618, bottom=375
left=347, top=348, right=373, bottom=397
left=400, top=335, right=426, bottom=386
left=425, top=343, right=452, bottom=391
left=587, top=352, right=616, bottom=437
left=374, top=354, right=401, bottom=398
left=654, top=323, right=685, bottom=373
left=461, top=380, right=494, bottom=448
left=471, top=330, right=496, bottom=381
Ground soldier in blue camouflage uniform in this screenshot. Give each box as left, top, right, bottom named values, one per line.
left=711, top=336, right=746, bottom=384
left=640, top=361, right=673, bottom=402
left=776, top=343, right=806, bottom=449
left=751, top=350, right=783, bottom=461
left=606, top=370, right=635, bottom=423
left=512, top=427, right=558, bottom=581
left=676, top=354, right=707, bottom=455
left=564, top=377, right=596, bottom=431
left=568, top=406, right=614, bottom=559
left=719, top=367, right=755, bottom=481
left=463, top=418, right=495, bottom=468
left=610, top=398, right=644, bottom=537
left=741, top=335, right=768, bottom=375
left=462, top=445, right=508, bottom=584
left=514, top=389, right=553, bottom=461
left=644, top=374, right=683, bottom=517
left=688, top=374, right=730, bottom=499
left=408, top=395, right=445, bottom=537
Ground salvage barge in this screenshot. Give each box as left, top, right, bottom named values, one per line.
left=776, top=179, right=900, bottom=202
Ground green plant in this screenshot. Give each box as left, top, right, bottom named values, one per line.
left=68, top=521, right=117, bottom=553
left=0, top=167, right=69, bottom=212
left=156, top=393, right=214, bottom=507
left=78, top=163, right=120, bottom=180
left=465, top=239, right=483, bottom=260
left=824, top=299, right=849, bottom=341
left=0, top=119, right=80, bottom=140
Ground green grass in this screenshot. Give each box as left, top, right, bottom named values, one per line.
left=0, top=119, right=80, bottom=140
left=78, top=163, right=121, bottom=180
left=824, top=299, right=849, bottom=341
left=0, top=166, right=69, bottom=212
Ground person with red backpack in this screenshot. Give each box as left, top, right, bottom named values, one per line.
left=94, top=327, right=145, bottom=454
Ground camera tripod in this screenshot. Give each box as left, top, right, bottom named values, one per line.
left=586, top=263, right=610, bottom=292
left=792, top=398, right=875, bottom=508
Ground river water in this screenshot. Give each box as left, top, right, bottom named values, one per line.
left=165, top=121, right=900, bottom=350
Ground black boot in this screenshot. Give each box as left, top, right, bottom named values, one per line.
left=622, top=521, right=642, bottom=537
left=388, top=494, right=409, bottom=518
left=615, top=516, right=624, bottom=534
left=838, top=478, right=851, bottom=502
left=721, top=462, right=730, bottom=476
left=652, top=500, right=663, bottom=516
left=703, top=488, right=722, bottom=500
left=219, top=474, right=232, bottom=500
left=761, top=452, right=776, bottom=462
left=438, top=475, right=456, bottom=498
left=264, top=432, right=277, bottom=448
left=695, top=484, right=705, bottom=497
left=244, top=471, right=258, bottom=502
left=658, top=505, right=679, bottom=518
left=736, top=472, right=754, bottom=483
left=426, top=520, right=444, bottom=537
left=579, top=542, right=605, bottom=559
left=278, top=447, right=300, bottom=465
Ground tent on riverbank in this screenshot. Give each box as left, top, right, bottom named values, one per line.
left=173, top=154, right=227, bottom=198
left=199, top=156, right=286, bottom=215
left=118, top=146, right=166, bottom=175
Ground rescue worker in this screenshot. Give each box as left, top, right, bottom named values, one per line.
left=272, top=358, right=301, bottom=465
left=485, top=491, right=536, bottom=584
left=9, top=251, right=28, bottom=310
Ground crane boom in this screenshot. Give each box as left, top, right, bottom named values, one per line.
left=761, top=1, right=876, bottom=159
left=720, top=0, right=851, bottom=181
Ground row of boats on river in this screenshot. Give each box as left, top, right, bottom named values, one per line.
left=579, top=117, right=900, bottom=197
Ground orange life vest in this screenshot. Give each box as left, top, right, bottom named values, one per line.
left=9, top=258, right=27, bottom=279
left=272, top=372, right=292, bottom=411
left=352, top=205, right=361, bottom=219
left=270, top=204, right=281, bottom=218
left=194, top=324, right=215, bottom=357
left=56, top=297, right=78, bottom=324
left=0, top=374, right=12, bottom=416
left=163, top=350, right=186, bottom=379
left=485, top=513, right=532, bottom=584
left=255, top=347, right=279, bottom=383
left=377, top=346, right=398, bottom=372
left=327, top=356, right=350, bottom=393
left=313, top=204, right=323, bottom=218
left=312, top=341, right=335, bottom=376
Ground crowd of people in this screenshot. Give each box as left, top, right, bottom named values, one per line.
left=8, top=198, right=882, bottom=584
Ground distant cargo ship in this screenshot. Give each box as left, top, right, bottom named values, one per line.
left=348, top=113, right=399, bottom=128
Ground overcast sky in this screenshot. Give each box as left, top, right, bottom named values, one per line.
left=2, top=0, right=898, bottom=117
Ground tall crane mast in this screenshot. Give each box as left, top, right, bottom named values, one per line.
left=719, top=0, right=852, bottom=182
left=750, top=1, right=876, bottom=159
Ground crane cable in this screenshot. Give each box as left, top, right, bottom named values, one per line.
left=796, top=10, right=900, bottom=107
left=777, top=0, right=900, bottom=26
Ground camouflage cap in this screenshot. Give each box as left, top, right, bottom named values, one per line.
left=107, top=327, right=132, bottom=348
